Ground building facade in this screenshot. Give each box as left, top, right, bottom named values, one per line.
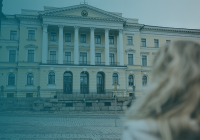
left=1, top=3, right=200, bottom=98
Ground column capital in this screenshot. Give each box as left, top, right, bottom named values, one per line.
left=119, top=29, right=123, bottom=33
left=42, top=24, right=48, bottom=28
left=105, top=28, right=110, bottom=32
left=90, top=27, right=96, bottom=31
left=58, top=25, right=64, bottom=29
left=74, top=26, right=80, bottom=30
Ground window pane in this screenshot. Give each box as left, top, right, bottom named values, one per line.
left=9, top=50, right=16, bottom=62
left=112, top=73, right=118, bottom=84
left=127, top=36, right=133, bottom=45
left=166, top=40, right=171, bottom=44
left=95, top=35, right=101, bottom=44
left=50, top=51, right=56, bottom=63
left=65, top=33, right=71, bottom=42
left=95, top=53, right=101, bottom=64
left=65, top=52, right=71, bottom=62
left=80, top=52, right=87, bottom=63
left=141, top=38, right=146, bottom=47
left=10, top=31, right=17, bottom=40
left=51, top=33, right=57, bottom=41
left=80, top=34, right=86, bottom=43
left=109, top=53, right=114, bottom=64
left=142, top=55, right=147, bottom=66
left=28, top=30, right=35, bottom=40
left=8, top=73, right=15, bottom=85
left=109, top=36, right=114, bottom=44
left=28, top=50, right=34, bottom=62
left=142, top=76, right=147, bottom=86
left=27, top=73, right=34, bottom=85
left=49, top=72, right=55, bottom=84
left=128, top=54, right=133, bottom=65
left=154, top=39, right=159, bottom=47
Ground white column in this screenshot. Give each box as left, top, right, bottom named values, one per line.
left=90, top=27, right=95, bottom=65
left=74, top=26, right=80, bottom=65
left=42, top=24, right=48, bottom=63
left=119, top=29, right=124, bottom=66
left=105, top=28, right=110, bottom=65
left=117, top=35, right=120, bottom=64
left=58, top=25, right=64, bottom=64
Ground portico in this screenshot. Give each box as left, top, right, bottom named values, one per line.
left=41, top=24, right=124, bottom=66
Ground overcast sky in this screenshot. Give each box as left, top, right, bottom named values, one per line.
left=2, top=0, right=200, bottom=29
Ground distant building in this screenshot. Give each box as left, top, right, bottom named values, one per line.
left=1, top=3, right=200, bottom=98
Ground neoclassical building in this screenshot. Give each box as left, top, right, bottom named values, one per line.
left=1, top=3, right=200, bottom=98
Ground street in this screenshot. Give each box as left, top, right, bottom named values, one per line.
left=0, top=112, right=124, bottom=140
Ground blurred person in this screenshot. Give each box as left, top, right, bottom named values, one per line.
left=122, top=41, right=200, bottom=140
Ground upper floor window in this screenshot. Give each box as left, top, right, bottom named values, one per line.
left=142, top=76, right=147, bottom=86
left=154, top=39, right=159, bottom=47
left=10, top=31, right=17, bottom=40
left=8, top=73, right=15, bottom=85
left=28, top=30, right=35, bottom=40
left=48, top=71, right=55, bottom=84
left=9, top=50, right=16, bottom=62
left=65, top=33, right=71, bottom=42
left=109, top=36, right=114, bottom=44
left=112, top=73, right=118, bottom=84
left=80, top=52, right=87, bottom=64
left=128, top=54, right=133, bottom=65
left=109, top=53, right=115, bottom=64
left=65, top=52, right=71, bottom=63
left=49, top=51, right=56, bottom=63
left=50, top=33, right=57, bottom=42
left=166, top=40, right=171, bottom=44
left=127, top=36, right=133, bottom=45
left=129, top=75, right=134, bottom=86
left=142, top=55, right=147, bottom=66
left=95, top=35, right=101, bottom=44
left=80, top=34, right=86, bottom=43
left=141, top=38, right=146, bottom=47
left=95, top=53, right=101, bottom=64
left=27, top=73, right=34, bottom=85
left=28, top=50, right=34, bottom=62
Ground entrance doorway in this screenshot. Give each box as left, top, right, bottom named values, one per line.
left=97, top=72, right=104, bottom=94
left=80, top=72, right=89, bottom=94
left=63, top=72, right=73, bottom=94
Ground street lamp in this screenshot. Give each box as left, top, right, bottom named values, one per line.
left=37, top=86, right=40, bottom=100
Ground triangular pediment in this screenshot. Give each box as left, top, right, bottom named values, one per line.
left=39, top=4, right=126, bottom=21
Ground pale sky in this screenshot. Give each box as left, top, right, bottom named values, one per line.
left=2, top=0, right=200, bottom=29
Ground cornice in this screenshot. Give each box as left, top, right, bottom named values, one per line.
left=64, top=42, right=74, bottom=47
left=24, top=44, right=38, bottom=49
left=140, top=47, right=160, bottom=50
left=48, top=47, right=58, bottom=51
left=16, top=14, right=39, bottom=20
left=0, top=39, right=19, bottom=43
left=125, top=48, right=136, bottom=53
left=6, top=46, right=18, bottom=50
left=140, top=52, right=150, bottom=55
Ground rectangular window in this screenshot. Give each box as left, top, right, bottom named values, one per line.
left=104, top=102, right=111, bottom=106
left=7, top=93, right=14, bottom=98
left=127, top=36, right=133, bottom=45
left=95, top=35, right=101, bottom=44
left=80, top=52, right=87, bottom=64
left=142, top=55, right=147, bottom=66
left=9, top=50, right=16, bottom=62
left=109, top=53, right=115, bottom=64
left=80, top=34, right=86, bottom=43
left=10, top=31, right=17, bottom=40
left=26, top=93, right=33, bottom=98
left=50, top=33, right=57, bottom=42
left=28, top=50, right=34, bottom=62
left=65, top=33, right=71, bottom=42
left=95, top=53, right=101, bottom=64
left=128, top=54, right=133, bottom=65
left=66, top=103, right=73, bottom=107
left=28, top=30, right=35, bottom=40
left=86, top=103, right=92, bottom=107
left=154, top=39, right=159, bottom=47
left=109, top=36, right=114, bottom=44
left=50, top=51, right=56, bottom=63
left=65, top=52, right=71, bottom=63
left=141, top=38, right=146, bottom=47
left=166, top=40, right=171, bottom=44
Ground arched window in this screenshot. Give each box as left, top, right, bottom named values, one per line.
left=27, top=73, right=34, bottom=85
left=97, top=72, right=104, bottom=93
left=48, top=71, right=55, bottom=84
left=112, top=73, right=118, bottom=84
left=8, top=73, right=15, bottom=85
left=63, top=72, right=73, bottom=94
left=142, top=76, right=147, bottom=86
left=129, top=75, right=134, bottom=86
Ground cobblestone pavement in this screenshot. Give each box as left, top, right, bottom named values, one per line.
left=0, top=112, right=124, bottom=140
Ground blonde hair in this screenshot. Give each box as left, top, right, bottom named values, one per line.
left=126, top=41, right=200, bottom=140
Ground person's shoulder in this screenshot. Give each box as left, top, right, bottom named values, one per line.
left=122, top=119, right=160, bottom=140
